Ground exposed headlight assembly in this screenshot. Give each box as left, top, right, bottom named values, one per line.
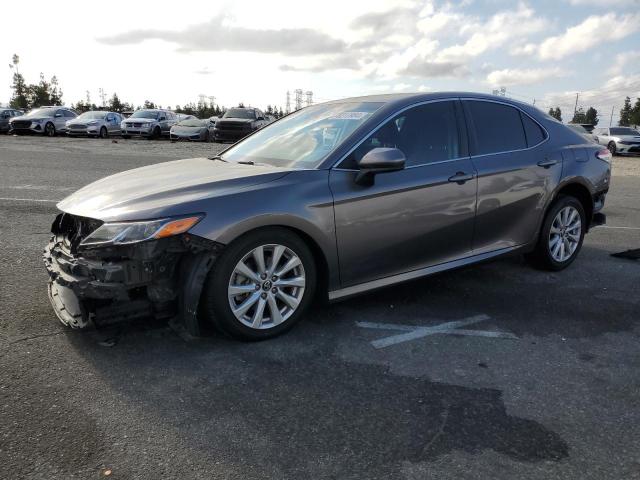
left=80, top=215, right=203, bottom=248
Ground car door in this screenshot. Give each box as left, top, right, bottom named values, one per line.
left=329, top=99, right=477, bottom=287
left=0, top=110, right=9, bottom=131
left=106, top=113, right=118, bottom=134
left=462, top=99, right=560, bottom=254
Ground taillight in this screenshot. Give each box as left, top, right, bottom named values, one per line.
left=596, top=148, right=612, bottom=163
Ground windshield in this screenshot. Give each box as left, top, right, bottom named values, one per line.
left=130, top=110, right=159, bottom=119
left=610, top=127, right=639, bottom=136
left=223, top=108, right=256, bottom=120
left=221, top=102, right=383, bottom=169
left=177, top=118, right=206, bottom=127
left=25, top=107, right=56, bottom=117
left=77, top=111, right=107, bottom=120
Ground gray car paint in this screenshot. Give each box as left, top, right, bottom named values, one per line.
left=54, top=92, right=611, bottom=299
left=66, top=111, right=122, bottom=136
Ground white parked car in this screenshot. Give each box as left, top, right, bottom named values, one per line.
left=593, top=126, right=640, bottom=156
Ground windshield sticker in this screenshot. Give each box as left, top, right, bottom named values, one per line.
left=328, top=112, right=371, bottom=120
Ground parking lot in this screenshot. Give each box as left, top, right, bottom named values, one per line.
left=1, top=135, right=639, bottom=479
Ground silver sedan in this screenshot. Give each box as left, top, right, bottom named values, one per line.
left=169, top=118, right=213, bottom=142
left=66, top=111, right=123, bottom=138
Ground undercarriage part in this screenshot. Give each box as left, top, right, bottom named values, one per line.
left=44, top=213, right=223, bottom=331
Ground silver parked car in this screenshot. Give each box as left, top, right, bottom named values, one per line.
left=121, top=109, right=178, bottom=139
left=593, top=126, right=640, bottom=156
left=9, top=106, right=77, bottom=136
left=0, top=108, right=23, bottom=133
left=170, top=117, right=213, bottom=142
left=44, top=93, right=611, bottom=340
left=66, top=111, right=123, bottom=138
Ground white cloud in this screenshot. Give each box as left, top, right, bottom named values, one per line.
left=567, top=0, right=639, bottom=6
left=607, top=51, right=640, bottom=75
left=487, top=68, right=568, bottom=87
left=536, top=13, right=640, bottom=60
left=393, top=82, right=412, bottom=92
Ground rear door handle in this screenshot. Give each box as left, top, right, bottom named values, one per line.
left=537, top=159, right=558, bottom=168
left=448, top=172, right=475, bottom=184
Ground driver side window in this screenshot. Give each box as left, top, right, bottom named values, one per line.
left=338, top=101, right=461, bottom=169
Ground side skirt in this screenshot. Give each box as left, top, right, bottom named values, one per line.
left=328, top=246, right=519, bottom=301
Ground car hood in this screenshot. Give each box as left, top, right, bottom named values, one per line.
left=57, top=157, right=292, bottom=221
left=217, top=118, right=254, bottom=124
left=11, top=116, right=51, bottom=122
left=125, top=117, right=157, bottom=122
left=171, top=125, right=205, bottom=133
left=68, top=119, right=103, bottom=125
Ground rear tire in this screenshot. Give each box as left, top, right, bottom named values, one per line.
left=200, top=228, right=317, bottom=341
left=526, top=195, right=586, bottom=271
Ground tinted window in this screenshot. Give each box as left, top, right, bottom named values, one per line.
left=521, top=113, right=545, bottom=146
left=610, top=127, right=640, bottom=136
left=466, top=101, right=527, bottom=155
left=63, top=110, right=76, bottom=118
left=341, top=101, right=460, bottom=169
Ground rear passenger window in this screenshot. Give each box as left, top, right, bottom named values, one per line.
left=521, top=113, right=546, bottom=147
left=340, top=101, right=461, bottom=169
left=465, top=101, right=527, bottom=155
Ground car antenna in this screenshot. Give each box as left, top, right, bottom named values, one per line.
left=208, top=155, right=227, bottom=162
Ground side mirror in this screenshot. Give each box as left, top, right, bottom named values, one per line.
left=355, top=147, right=406, bottom=186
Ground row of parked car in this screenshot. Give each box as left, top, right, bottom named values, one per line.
left=0, top=106, right=275, bottom=143
left=566, top=123, right=640, bottom=156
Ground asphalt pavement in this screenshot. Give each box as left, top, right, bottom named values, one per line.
left=1, top=135, right=639, bottom=480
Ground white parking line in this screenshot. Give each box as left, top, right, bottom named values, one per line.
left=357, top=314, right=518, bottom=349
left=0, top=197, right=58, bottom=203
left=5, top=185, right=74, bottom=192
left=594, top=225, right=640, bottom=231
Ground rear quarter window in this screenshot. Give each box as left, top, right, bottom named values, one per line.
left=465, top=101, right=527, bottom=155
left=521, top=113, right=546, bottom=147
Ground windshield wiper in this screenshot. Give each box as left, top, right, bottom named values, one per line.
left=208, top=155, right=227, bottom=162
left=236, top=160, right=255, bottom=165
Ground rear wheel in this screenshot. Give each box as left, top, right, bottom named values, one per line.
left=608, top=141, right=617, bottom=156
left=45, top=122, right=55, bottom=137
left=99, top=126, right=108, bottom=139
left=200, top=228, right=316, bottom=340
left=526, top=195, right=586, bottom=271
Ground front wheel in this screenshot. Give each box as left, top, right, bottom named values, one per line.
left=608, top=142, right=617, bottom=156
left=99, top=126, right=108, bottom=139
left=44, top=122, right=56, bottom=137
left=149, top=127, right=161, bottom=140
left=526, top=195, right=586, bottom=271
left=200, top=228, right=317, bottom=340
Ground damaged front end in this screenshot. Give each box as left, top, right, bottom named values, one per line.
left=43, top=212, right=222, bottom=334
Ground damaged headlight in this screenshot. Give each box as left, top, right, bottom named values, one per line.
left=80, top=215, right=203, bottom=248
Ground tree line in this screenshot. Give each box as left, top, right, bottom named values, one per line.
left=548, top=97, right=640, bottom=127
left=7, top=54, right=286, bottom=119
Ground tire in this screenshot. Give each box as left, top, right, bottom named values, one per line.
left=608, top=142, right=616, bottom=156
left=200, top=228, right=317, bottom=341
left=149, top=126, right=161, bottom=140
left=44, top=122, right=55, bottom=137
left=99, top=126, right=108, bottom=139
left=121, top=135, right=131, bottom=139
left=203, top=130, right=210, bottom=142
left=526, top=195, right=586, bottom=271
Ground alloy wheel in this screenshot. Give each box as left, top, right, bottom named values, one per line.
left=45, top=123, right=55, bottom=136
left=227, top=244, right=306, bottom=330
left=548, top=206, right=581, bottom=262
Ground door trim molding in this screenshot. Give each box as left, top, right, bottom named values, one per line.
left=328, top=245, right=518, bottom=301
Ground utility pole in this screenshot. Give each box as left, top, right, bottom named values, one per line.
left=285, top=90, right=291, bottom=114
left=609, top=105, right=615, bottom=127
left=305, top=91, right=313, bottom=107
left=294, top=89, right=303, bottom=110
left=573, top=93, right=579, bottom=116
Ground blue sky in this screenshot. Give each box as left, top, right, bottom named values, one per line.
left=2, top=0, right=639, bottom=123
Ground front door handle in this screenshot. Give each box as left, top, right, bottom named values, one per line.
left=448, top=172, right=475, bottom=184
left=537, top=159, right=558, bottom=168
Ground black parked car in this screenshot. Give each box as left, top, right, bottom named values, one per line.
left=213, top=107, right=270, bottom=142
left=0, top=108, right=23, bottom=133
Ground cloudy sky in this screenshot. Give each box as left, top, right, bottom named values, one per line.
left=1, top=0, right=639, bottom=123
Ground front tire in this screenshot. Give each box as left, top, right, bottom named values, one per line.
left=99, top=126, right=108, bottom=139
left=44, top=122, right=55, bottom=137
left=149, top=126, right=161, bottom=140
left=200, top=228, right=317, bottom=341
left=608, top=142, right=617, bottom=156
left=526, top=195, right=586, bottom=271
